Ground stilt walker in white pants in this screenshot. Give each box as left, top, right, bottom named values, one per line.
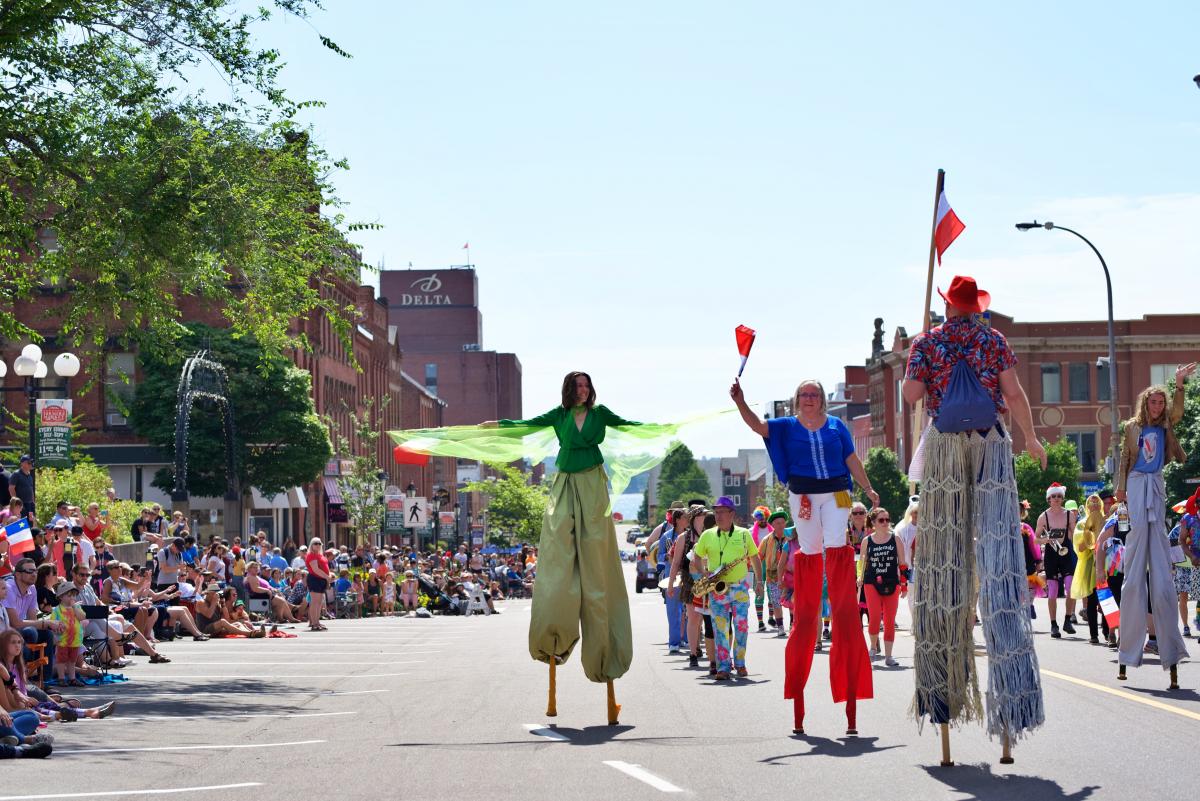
left=1114, top=365, right=1195, bottom=689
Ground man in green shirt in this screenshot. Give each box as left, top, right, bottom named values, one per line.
left=694, top=496, right=763, bottom=680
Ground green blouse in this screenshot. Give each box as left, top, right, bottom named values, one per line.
left=500, top=404, right=640, bottom=474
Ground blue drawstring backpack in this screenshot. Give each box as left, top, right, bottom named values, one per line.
left=934, top=343, right=998, bottom=433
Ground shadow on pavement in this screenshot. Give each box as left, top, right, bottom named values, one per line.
left=760, top=735, right=902, bottom=763
left=1127, top=685, right=1200, bottom=702
left=388, top=726, right=711, bottom=749
left=923, top=763, right=1099, bottom=800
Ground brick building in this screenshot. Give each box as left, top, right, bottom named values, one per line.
left=379, top=267, right=522, bottom=426
left=1, top=274, right=453, bottom=547
left=861, top=310, right=1200, bottom=481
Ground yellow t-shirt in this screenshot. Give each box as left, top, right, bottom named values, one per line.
left=693, top=526, right=753, bottom=585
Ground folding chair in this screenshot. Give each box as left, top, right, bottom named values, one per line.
left=246, top=597, right=271, bottom=621
left=25, top=643, right=48, bottom=687
left=81, top=604, right=111, bottom=677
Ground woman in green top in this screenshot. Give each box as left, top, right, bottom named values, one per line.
left=494, top=371, right=639, bottom=725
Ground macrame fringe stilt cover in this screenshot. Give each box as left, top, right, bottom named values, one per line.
left=910, top=427, right=982, bottom=731
left=971, top=428, right=1045, bottom=742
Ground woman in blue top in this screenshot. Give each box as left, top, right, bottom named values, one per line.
left=732, top=377, right=877, bottom=735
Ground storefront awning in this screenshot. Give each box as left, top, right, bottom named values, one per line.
left=323, top=477, right=345, bottom=505
left=249, top=486, right=309, bottom=510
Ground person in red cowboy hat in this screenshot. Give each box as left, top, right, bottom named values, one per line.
left=903, top=274, right=1047, bottom=764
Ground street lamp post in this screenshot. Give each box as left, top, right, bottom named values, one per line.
left=1015, top=221, right=1119, bottom=476
left=0, top=344, right=81, bottom=504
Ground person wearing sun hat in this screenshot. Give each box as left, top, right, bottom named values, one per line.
left=903, top=274, right=1047, bottom=763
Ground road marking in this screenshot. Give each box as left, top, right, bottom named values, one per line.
left=523, top=724, right=569, bottom=741
left=325, top=689, right=387, bottom=695
left=602, top=761, right=684, bottom=793
left=154, top=661, right=427, bottom=665
left=1041, top=668, right=1200, bottom=722
left=126, top=673, right=409, bottom=680
left=102, top=711, right=354, bottom=722
left=55, top=739, right=325, bottom=755
left=0, top=784, right=263, bottom=800
left=171, top=651, right=437, bottom=656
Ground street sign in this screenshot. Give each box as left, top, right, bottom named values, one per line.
left=35, top=399, right=72, bottom=468
left=384, top=493, right=407, bottom=534
left=404, top=496, right=427, bottom=528
left=1080, top=481, right=1105, bottom=496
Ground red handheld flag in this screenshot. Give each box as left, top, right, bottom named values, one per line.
left=735, top=325, right=756, bottom=376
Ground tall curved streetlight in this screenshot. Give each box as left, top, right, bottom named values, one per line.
left=1015, top=221, right=1119, bottom=476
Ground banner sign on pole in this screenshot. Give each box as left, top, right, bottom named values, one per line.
left=35, top=399, right=72, bottom=468
left=385, top=492, right=407, bottom=535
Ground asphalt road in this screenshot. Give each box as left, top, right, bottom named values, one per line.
left=4, top=545, right=1195, bottom=801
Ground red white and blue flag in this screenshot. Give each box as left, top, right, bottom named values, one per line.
left=1, top=517, right=34, bottom=557
left=933, top=182, right=965, bottom=264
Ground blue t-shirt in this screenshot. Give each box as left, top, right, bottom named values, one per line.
left=764, top=415, right=855, bottom=494
left=1132, top=426, right=1165, bottom=473
left=181, top=546, right=198, bottom=565
left=334, top=577, right=352, bottom=594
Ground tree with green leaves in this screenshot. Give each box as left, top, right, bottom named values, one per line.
left=655, top=444, right=711, bottom=512
left=1015, top=438, right=1084, bottom=524
left=754, top=479, right=790, bottom=517
left=0, top=1, right=371, bottom=358
left=465, top=466, right=548, bottom=547
left=853, top=447, right=910, bottom=521
left=1164, top=376, right=1200, bottom=506
left=128, top=324, right=331, bottom=499
left=331, top=398, right=388, bottom=547
left=35, top=462, right=141, bottom=543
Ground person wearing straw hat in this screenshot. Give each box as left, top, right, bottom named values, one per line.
left=902, top=275, right=1046, bottom=764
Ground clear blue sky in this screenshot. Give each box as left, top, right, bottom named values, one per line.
left=234, top=2, right=1200, bottom=457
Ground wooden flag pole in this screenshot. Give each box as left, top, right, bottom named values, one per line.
left=909, top=169, right=946, bottom=496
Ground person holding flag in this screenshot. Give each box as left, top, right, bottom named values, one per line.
left=731, top=376, right=875, bottom=735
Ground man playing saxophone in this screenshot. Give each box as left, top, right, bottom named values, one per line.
left=693, top=496, right=764, bottom=680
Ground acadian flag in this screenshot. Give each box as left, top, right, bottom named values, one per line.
left=735, top=325, right=757, bottom=377
left=1, top=517, right=34, bottom=557
left=933, top=180, right=965, bottom=264
left=1097, top=583, right=1120, bottom=630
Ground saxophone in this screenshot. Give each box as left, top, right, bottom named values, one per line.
left=693, top=553, right=751, bottom=598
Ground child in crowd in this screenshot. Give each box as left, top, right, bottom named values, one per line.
left=399, top=570, right=418, bottom=614
left=50, top=582, right=86, bottom=686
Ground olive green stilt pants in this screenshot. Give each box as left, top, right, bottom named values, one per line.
left=529, top=465, right=633, bottom=683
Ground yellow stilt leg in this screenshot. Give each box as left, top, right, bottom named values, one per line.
left=606, top=680, right=621, bottom=725
left=546, top=661, right=557, bottom=717
left=939, top=724, right=953, bottom=767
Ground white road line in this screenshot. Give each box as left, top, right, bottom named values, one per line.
left=151, top=661, right=427, bottom=665
left=603, top=761, right=684, bottom=793
left=522, top=724, right=569, bottom=741
left=126, top=673, right=409, bottom=680
left=170, top=651, right=437, bottom=656
left=324, top=689, right=387, bottom=695
left=100, top=711, right=354, bottom=722
left=55, top=739, right=325, bottom=755
left=0, top=783, right=263, bottom=800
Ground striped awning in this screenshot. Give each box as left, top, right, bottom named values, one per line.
left=322, top=477, right=344, bottom=505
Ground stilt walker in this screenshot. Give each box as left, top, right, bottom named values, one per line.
left=904, top=265, right=1047, bottom=763
left=1114, top=366, right=1195, bottom=689
left=731, top=376, right=875, bottom=735
left=391, top=371, right=724, bottom=723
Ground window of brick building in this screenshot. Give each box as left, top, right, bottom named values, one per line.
left=1149, top=364, right=1175, bottom=386
left=425, top=363, right=438, bottom=397
left=1068, top=362, right=1089, bottom=402
left=1064, top=430, right=1098, bottom=473
left=1041, top=363, right=1062, bottom=404
left=104, top=352, right=136, bottom=427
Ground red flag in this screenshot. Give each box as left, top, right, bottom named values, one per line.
left=735, top=325, right=756, bottom=376
left=393, top=444, right=431, bottom=467
left=933, top=184, right=965, bottom=264
left=462, top=242, right=469, bottom=250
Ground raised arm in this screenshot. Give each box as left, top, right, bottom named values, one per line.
left=499, top=407, right=561, bottom=428
left=729, top=379, right=768, bottom=438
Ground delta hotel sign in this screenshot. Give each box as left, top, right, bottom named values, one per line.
left=398, top=273, right=455, bottom=306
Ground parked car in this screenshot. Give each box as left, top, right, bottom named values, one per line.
left=625, top=527, right=642, bottom=544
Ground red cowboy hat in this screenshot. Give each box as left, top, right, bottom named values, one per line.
left=937, top=275, right=991, bottom=314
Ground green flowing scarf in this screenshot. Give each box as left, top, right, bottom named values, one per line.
left=388, top=409, right=734, bottom=497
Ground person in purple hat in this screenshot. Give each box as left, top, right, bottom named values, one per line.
left=692, top=497, right=763, bottom=680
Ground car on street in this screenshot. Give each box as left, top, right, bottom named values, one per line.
left=625, top=526, right=642, bottom=543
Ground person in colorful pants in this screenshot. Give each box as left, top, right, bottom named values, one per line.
left=757, top=509, right=791, bottom=635
left=693, top=496, right=762, bottom=680
left=750, top=506, right=772, bottom=631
